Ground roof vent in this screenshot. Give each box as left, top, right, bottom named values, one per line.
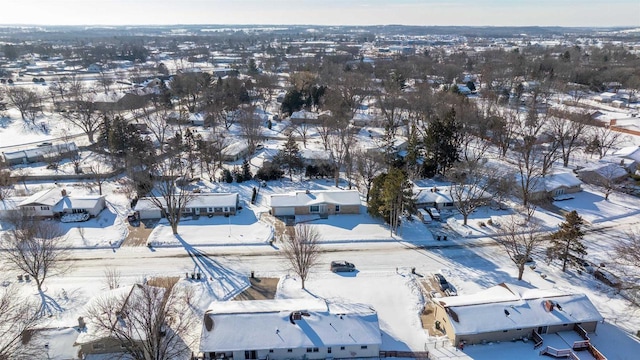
left=204, top=314, right=214, bottom=331
left=305, top=189, right=310, bottom=194
left=290, top=311, right=302, bottom=324
left=504, top=309, right=510, bottom=316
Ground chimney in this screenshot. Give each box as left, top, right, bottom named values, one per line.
left=544, top=300, right=555, bottom=312
left=61, top=189, right=67, bottom=197
left=77, top=316, right=86, bottom=329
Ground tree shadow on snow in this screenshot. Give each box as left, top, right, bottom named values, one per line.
left=175, top=234, right=248, bottom=300
left=38, top=291, right=65, bottom=317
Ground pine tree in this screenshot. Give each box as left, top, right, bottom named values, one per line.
left=367, top=168, right=414, bottom=234
left=242, top=159, right=253, bottom=181
left=274, top=133, right=304, bottom=179
left=422, top=107, right=462, bottom=177
left=549, top=210, right=587, bottom=272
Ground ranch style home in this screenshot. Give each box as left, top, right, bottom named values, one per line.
left=432, top=283, right=606, bottom=357
left=198, top=298, right=382, bottom=360
left=269, top=189, right=361, bottom=217
left=134, top=192, right=239, bottom=219
left=16, top=188, right=105, bottom=218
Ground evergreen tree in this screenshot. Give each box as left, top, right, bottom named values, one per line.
left=422, top=107, right=462, bottom=177
left=549, top=210, right=587, bottom=272
left=367, top=168, right=414, bottom=234
left=280, top=89, right=305, bottom=116
left=274, top=133, right=304, bottom=179
left=242, top=159, right=253, bottom=181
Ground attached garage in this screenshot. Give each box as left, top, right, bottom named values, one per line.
left=272, top=207, right=295, bottom=216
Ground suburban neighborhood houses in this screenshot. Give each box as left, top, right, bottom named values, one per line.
left=0, top=19, right=640, bottom=360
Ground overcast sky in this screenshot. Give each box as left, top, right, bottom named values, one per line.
left=1, top=0, right=638, bottom=27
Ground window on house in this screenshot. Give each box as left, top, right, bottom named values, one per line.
left=92, top=343, right=105, bottom=350
left=306, top=348, right=312, bottom=353
left=328, top=347, right=332, bottom=354
left=244, top=350, right=257, bottom=359
left=287, top=349, right=292, bottom=353
left=313, top=348, right=319, bottom=352
left=269, top=349, right=274, bottom=353
left=360, top=345, right=368, bottom=349
left=208, top=207, right=213, bottom=212
left=214, top=207, right=222, bottom=212
left=224, top=207, right=229, bottom=212
left=340, top=346, right=345, bottom=350
left=40, top=206, right=49, bottom=210
left=335, top=205, right=340, bottom=212
left=310, top=205, right=319, bottom=213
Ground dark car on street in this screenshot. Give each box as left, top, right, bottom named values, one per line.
left=330, top=260, right=356, bottom=273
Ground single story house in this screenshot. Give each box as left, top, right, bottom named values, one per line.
left=222, top=141, right=251, bottom=162
left=74, top=284, right=166, bottom=357
left=16, top=188, right=105, bottom=218
left=2, top=142, right=78, bottom=165
left=520, top=172, right=582, bottom=201
left=52, top=195, right=106, bottom=217
left=433, top=283, right=604, bottom=347
left=576, top=162, right=629, bottom=187
left=199, top=298, right=382, bottom=360
left=414, top=186, right=454, bottom=210
left=269, top=189, right=361, bottom=217
left=134, top=192, right=239, bottom=220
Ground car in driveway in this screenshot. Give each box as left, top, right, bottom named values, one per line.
left=433, top=273, right=449, bottom=291
left=330, top=260, right=356, bottom=273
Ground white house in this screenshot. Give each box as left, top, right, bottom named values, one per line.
left=17, top=188, right=106, bottom=218
left=134, top=192, right=239, bottom=220
left=199, top=298, right=382, bottom=360
left=269, top=189, right=361, bottom=217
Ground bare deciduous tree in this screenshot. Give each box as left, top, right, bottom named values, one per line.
left=354, top=148, right=384, bottom=202
left=84, top=279, right=195, bottom=360
left=148, top=159, right=194, bottom=235
left=587, top=126, right=625, bottom=159
left=614, top=229, right=640, bottom=305
left=237, top=106, right=264, bottom=153
left=548, top=111, right=590, bottom=167
left=1, top=210, right=70, bottom=292
left=0, top=287, right=42, bottom=359
left=449, top=160, right=492, bottom=225
left=5, top=87, right=41, bottom=123
left=103, top=267, right=122, bottom=290
left=61, top=87, right=103, bottom=143
left=494, top=215, right=546, bottom=280
left=282, top=224, right=322, bottom=289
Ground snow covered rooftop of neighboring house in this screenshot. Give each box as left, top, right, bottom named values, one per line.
left=200, top=299, right=381, bottom=352
left=290, top=110, right=318, bottom=119
left=614, top=146, right=640, bottom=162
left=577, top=163, right=629, bottom=178
left=134, top=193, right=238, bottom=211
left=437, top=283, right=603, bottom=336
left=18, top=187, right=63, bottom=207
left=542, top=172, right=582, bottom=192
left=52, top=196, right=104, bottom=212
left=269, top=190, right=361, bottom=208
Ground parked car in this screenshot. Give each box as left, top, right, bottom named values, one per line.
left=434, top=273, right=449, bottom=291
left=330, top=260, right=356, bottom=273
left=37, top=142, right=53, bottom=147
left=417, top=208, right=432, bottom=224
left=427, top=207, right=440, bottom=221
left=578, top=260, right=595, bottom=274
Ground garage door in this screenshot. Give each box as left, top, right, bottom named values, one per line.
left=274, top=207, right=295, bottom=216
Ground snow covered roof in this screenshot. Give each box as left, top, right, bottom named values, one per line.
left=270, top=190, right=361, bottom=208
left=414, top=187, right=453, bottom=205
left=614, top=146, right=640, bottom=163
left=134, top=193, right=238, bottom=211
left=542, top=172, right=582, bottom=192
left=437, top=283, right=603, bottom=336
left=52, top=196, right=104, bottom=212
left=18, top=188, right=63, bottom=207
left=200, top=299, right=381, bottom=352
left=290, top=110, right=318, bottom=120
left=576, top=163, right=628, bottom=179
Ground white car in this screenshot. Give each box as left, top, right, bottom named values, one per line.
left=427, top=207, right=441, bottom=221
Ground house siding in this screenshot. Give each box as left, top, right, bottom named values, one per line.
left=206, top=344, right=380, bottom=360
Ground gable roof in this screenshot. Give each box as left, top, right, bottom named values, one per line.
left=437, top=283, right=603, bottom=336
left=18, top=188, right=63, bottom=207
left=270, top=190, right=361, bottom=208
left=52, top=196, right=105, bottom=212
left=200, top=299, right=381, bottom=352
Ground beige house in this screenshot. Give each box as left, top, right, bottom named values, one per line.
left=524, top=172, right=583, bottom=201
left=432, top=283, right=603, bottom=348
left=269, top=189, right=361, bottom=217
